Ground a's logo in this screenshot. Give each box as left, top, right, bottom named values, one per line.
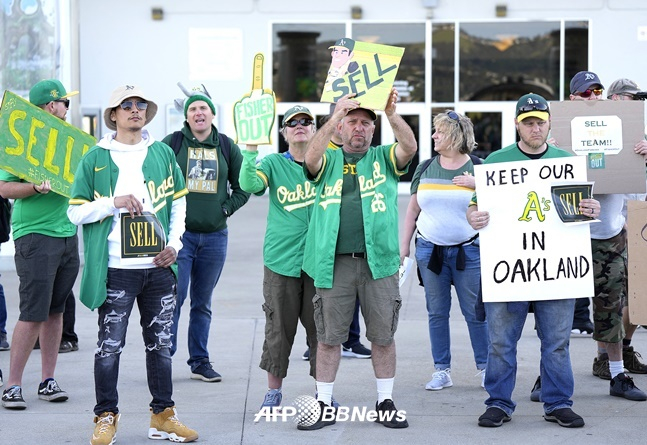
left=292, top=395, right=320, bottom=427
left=585, top=73, right=596, bottom=81
left=125, top=85, right=134, bottom=90
left=94, top=165, right=107, bottom=172
left=50, top=89, right=60, bottom=99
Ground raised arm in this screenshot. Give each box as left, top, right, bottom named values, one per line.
left=384, top=88, right=417, bottom=170
left=305, top=94, right=358, bottom=177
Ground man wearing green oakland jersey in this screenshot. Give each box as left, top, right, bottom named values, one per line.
left=239, top=105, right=318, bottom=411
left=301, top=89, right=417, bottom=430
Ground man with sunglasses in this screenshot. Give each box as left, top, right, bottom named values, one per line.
left=568, top=72, right=647, bottom=402
left=1, top=79, right=80, bottom=410
left=468, top=93, right=600, bottom=429
left=162, top=91, right=250, bottom=384
left=68, top=85, right=198, bottom=444
left=299, top=89, right=417, bottom=430
left=239, top=105, right=319, bottom=411
left=567, top=72, right=603, bottom=341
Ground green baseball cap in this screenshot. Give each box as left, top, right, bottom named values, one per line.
left=29, top=79, right=79, bottom=106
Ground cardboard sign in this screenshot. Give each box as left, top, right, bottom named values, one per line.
left=549, top=100, right=645, bottom=194
left=0, top=91, right=95, bottom=198
left=121, top=212, right=165, bottom=259
left=233, top=53, right=276, bottom=145
left=626, top=200, right=647, bottom=325
left=321, top=38, right=405, bottom=111
left=475, top=156, right=594, bottom=302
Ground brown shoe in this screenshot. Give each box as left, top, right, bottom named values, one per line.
left=592, top=354, right=611, bottom=380
left=149, top=406, right=198, bottom=442
left=91, top=412, right=119, bottom=445
left=623, top=346, right=647, bottom=374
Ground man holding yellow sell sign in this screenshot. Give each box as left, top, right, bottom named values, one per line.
left=0, top=79, right=80, bottom=410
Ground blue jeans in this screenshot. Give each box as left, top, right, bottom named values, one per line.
left=415, top=238, right=487, bottom=370
left=171, top=229, right=228, bottom=371
left=94, top=268, right=176, bottom=415
left=484, top=299, right=575, bottom=415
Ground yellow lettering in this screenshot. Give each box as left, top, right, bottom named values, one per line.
left=43, top=128, right=60, bottom=175
left=63, top=136, right=76, bottom=183
left=6, top=110, right=27, bottom=155
left=129, top=222, right=137, bottom=247
left=26, top=118, right=46, bottom=167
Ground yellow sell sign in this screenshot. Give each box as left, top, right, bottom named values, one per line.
left=0, top=90, right=96, bottom=198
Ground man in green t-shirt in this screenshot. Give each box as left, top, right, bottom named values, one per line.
left=0, top=79, right=80, bottom=410
left=300, top=89, right=417, bottom=430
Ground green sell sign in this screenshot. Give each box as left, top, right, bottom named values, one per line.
left=0, top=90, right=96, bottom=198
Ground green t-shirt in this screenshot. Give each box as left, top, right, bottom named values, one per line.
left=336, top=152, right=366, bottom=254
left=0, top=171, right=76, bottom=239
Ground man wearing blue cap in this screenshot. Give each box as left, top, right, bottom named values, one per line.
left=162, top=91, right=250, bottom=383
left=0, top=79, right=80, bottom=410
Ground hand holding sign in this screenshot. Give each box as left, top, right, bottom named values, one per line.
left=233, top=53, right=276, bottom=145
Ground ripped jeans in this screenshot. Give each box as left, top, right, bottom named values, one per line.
left=94, top=267, right=177, bottom=415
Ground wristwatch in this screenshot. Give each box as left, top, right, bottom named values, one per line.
left=222, top=207, right=230, bottom=217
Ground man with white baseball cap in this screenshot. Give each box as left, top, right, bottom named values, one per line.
left=68, top=84, right=198, bottom=444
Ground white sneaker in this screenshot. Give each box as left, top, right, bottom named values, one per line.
left=425, top=369, right=453, bottom=391
left=476, top=369, right=486, bottom=389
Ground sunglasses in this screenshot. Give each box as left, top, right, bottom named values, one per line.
left=517, top=101, right=549, bottom=115
left=284, top=118, right=313, bottom=128
left=120, top=101, right=148, bottom=111
left=54, top=99, right=70, bottom=108
left=447, top=110, right=460, bottom=121
left=575, top=88, right=603, bottom=98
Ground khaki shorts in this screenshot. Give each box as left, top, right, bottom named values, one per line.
left=313, top=255, right=401, bottom=347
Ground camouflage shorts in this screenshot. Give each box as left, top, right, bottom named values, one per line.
left=591, top=229, right=626, bottom=343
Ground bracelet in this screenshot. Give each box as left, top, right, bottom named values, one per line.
left=33, top=184, right=42, bottom=194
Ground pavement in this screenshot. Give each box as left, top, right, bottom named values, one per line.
left=1, top=195, right=646, bottom=444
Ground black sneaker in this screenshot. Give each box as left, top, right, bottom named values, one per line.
left=530, top=376, right=542, bottom=402
left=342, top=343, right=371, bottom=359
left=610, top=373, right=647, bottom=401
left=623, top=346, right=647, bottom=374
left=297, top=401, right=336, bottom=431
left=0, top=333, right=9, bottom=351
left=478, top=407, right=511, bottom=427
left=190, top=362, right=222, bottom=382
left=302, top=348, right=310, bottom=361
left=38, top=378, right=68, bottom=402
left=375, top=399, right=408, bottom=428
left=544, top=408, right=585, bottom=428
left=2, top=385, right=27, bottom=409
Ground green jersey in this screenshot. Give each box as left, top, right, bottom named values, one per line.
left=0, top=171, right=76, bottom=240
left=303, top=144, right=408, bottom=288
left=239, top=150, right=315, bottom=277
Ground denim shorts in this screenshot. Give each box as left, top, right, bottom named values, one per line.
left=14, top=233, right=79, bottom=322
left=313, top=255, right=401, bottom=346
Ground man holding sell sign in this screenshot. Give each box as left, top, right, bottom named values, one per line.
left=68, top=85, right=197, bottom=444
left=0, top=79, right=80, bottom=410
left=467, top=93, right=600, bottom=429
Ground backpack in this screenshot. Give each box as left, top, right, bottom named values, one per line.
left=0, top=196, right=12, bottom=244
left=418, top=153, right=482, bottom=173
left=169, top=131, right=231, bottom=166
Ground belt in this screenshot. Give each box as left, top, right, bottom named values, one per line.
left=340, top=252, right=366, bottom=259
